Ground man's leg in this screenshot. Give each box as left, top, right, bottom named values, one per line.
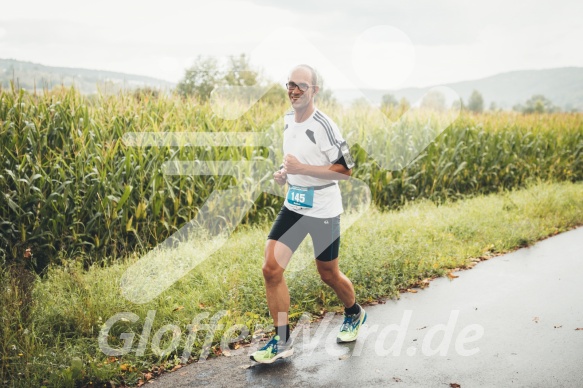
left=250, top=239, right=295, bottom=363
left=311, top=215, right=356, bottom=307
left=316, top=258, right=367, bottom=343
left=251, top=207, right=306, bottom=362
left=263, top=239, right=293, bottom=330
left=315, top=258, right=355, bottom=307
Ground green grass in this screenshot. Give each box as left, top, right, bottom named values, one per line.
left=2, top=180, right=582, bottom=387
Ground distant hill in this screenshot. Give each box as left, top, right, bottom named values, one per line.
left=353, top=67, right=583, bottom=111
left=0, top=58, right=175, bottom=94
left=1, top=59, right=582, bottom=111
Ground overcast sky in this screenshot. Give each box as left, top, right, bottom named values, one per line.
left=1, top=0, right=582, bottom=89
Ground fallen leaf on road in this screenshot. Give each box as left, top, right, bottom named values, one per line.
left=532, top=317, right=540, bottom=323
left=575, top=328, right=583, bottom=331
left=407, top=289, right=418, bottom=293
left=339, top=354, right=350, bottom=360
left=171, top=365, right=182, bottom=372
left=450, top=383, right=461, bottom=388
left=252, top=329, right=265, bottom=339
left=447, top=272, right=459, bottom=280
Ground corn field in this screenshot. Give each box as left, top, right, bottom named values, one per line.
left=1, top=86, right=582, bottom=269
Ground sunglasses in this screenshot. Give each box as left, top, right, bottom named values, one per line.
left=286, top=81, right=315, bottom=93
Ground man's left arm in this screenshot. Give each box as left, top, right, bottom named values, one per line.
left=283, top=154, right=352, bottom=180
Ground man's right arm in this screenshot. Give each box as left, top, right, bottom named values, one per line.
left=273, top=168, right=287, bottom=185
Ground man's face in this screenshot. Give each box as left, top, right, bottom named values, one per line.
left=288, top=67, right=317, bottom=110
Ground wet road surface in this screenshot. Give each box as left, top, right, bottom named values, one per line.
left=149, top=227, right=583, bottom=387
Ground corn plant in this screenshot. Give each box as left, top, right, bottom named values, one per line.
left=1, top=87, right=581, bottom=268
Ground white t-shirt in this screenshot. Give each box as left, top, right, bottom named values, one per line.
left=283, top=108, right=346, bottom=218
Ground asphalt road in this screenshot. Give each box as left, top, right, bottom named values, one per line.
left=149, top=227, right=583, bottom=387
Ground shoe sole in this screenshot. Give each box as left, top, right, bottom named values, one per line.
left=336, top=311, right=367, bottom=343
left=250, top=348, right=294, bottom=364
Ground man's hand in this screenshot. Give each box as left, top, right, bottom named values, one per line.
left=283, top=154, right=304, bottom=174
left=283, top=154, right=351, bottom=180
left=273, top=169, right=287, bottom=185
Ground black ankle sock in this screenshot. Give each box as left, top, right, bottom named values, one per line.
left=276, top=324, right=290, bottom=343
left=344, top=303, right=361, bottom=316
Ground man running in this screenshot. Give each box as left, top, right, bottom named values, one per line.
left=251, top=64, right=366, bottom=364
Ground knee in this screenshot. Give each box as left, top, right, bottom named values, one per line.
left=263, top=241, right=290, bottom=283
left=318, top=268, right=339, bottom=286
left=262, top=252, right=284, bottom=284
left=262, top=264, right=283, bottom=284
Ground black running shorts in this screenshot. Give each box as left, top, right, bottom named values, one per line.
left=267, top=206, right=341, bottom=261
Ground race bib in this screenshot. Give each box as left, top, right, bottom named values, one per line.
left=287, top=185, right=314, bottom=208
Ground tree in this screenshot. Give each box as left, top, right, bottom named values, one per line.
left=381, top=93, right=398, bottom=109
left=398, top=97, right=410, bottom=112
left=452, top=98, right=463, bottom=111
left=351, top=97, right=370, bottom=109
left=420, top=90, right=446, bottom=111
left=316, top=88, right=337, bottom=106
left=314, top=75, right=337, bottom=106
left=467, top=90, right=484, bottom=113
left=524, top=94, right=559, bottom=113
left=261, top=83, right=288, bottom=105
left=176, top=56, right=221, bottom=101
left=514, top=94, right=559, bottom=114
left=223, top=53, right=258, bottom=87
left=177, top=53, right=288, bottom=105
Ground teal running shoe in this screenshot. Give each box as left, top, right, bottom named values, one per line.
left=250, top=335, right=294, bottom=363
left=336, top=308, right=367, bottom=343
